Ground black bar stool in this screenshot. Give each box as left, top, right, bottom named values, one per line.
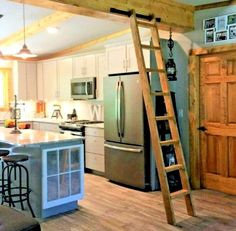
left=1, top=154, right=35, bottom=217
left=0, top=149, right=10, bottom=195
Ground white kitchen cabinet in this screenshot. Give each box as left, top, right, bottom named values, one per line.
left=85, top=127, right=104, bottom=172
left=37, top=62, right=44, bottom=100
left=96, top=53, right=106, bottom=100
left=42, top=61, right=58, bottom=101
left=106, top=42, right=150, bottom=75
left=57, top=58, right=72, bottom=100
left=17, top=61, right=37, bottom=101
left=73, top=54, right=96, bottom=78
left=32, top=122, right=59, bottom=133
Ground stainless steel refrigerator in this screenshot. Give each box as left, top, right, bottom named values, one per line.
left=104, top=73, right=156, bottom=190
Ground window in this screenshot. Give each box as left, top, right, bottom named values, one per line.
left=0, top=68, right=12, bottom=111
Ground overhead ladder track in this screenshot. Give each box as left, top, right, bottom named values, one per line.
left=126, top=10, right=196, bottom=225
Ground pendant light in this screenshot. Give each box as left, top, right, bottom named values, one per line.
left=165, top=28, right=177, bottom=81
left=14, top=0, right=37, bottom=59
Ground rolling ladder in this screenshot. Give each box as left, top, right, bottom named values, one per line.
left=129, top=11, right=195, bottom=225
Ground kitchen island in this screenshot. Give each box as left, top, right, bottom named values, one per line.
left=0, top=127, right=84, bottom=218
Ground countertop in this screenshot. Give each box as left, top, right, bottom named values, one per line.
left=0, top=127, right=83, bottom=146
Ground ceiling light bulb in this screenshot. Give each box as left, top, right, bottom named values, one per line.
left=47, top=27, right=59, bottom=34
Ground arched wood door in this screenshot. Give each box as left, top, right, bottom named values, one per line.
left=200, top=51, right=236, bottom=195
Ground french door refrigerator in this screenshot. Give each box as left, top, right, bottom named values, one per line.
left=104, top=73, right=155, bottom=190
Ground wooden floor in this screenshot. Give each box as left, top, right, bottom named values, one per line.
left=40, top=173, right=236, bottom=231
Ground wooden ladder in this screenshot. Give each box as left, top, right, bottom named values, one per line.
left=129, top=11, right=195, bottom=225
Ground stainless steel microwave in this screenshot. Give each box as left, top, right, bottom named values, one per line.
left=71, top=77, right=96, bottom=100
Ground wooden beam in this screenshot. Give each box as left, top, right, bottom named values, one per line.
left=11, top=0, right=194, bottom=32
left=0, top=11, right=74, bottom=47
left=195, top=1, right=231, bottom=11
left=38, top=28, right=131, bottom=60
left=190, top=43, right=236, bottom=56
left=189, top=55, right=200, bottom=189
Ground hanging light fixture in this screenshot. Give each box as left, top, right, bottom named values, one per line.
left=14, top=0, right=37, bottom=59
left=165, top=28, right=177, bottom=81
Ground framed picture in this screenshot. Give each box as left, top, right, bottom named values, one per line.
left=205, top=29, right=214, bottom=43
left=229, top=24, right=236, bottom=39
left=216, top=16, right=227, bottom=31
left=215, top=31, right=227, bottom=41
left=228, top=14, right=236, bottom=25
left=203, top=18, right=215, bottom=29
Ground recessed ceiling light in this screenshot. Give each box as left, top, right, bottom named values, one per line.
left=47, top=27, right=59, bottom=34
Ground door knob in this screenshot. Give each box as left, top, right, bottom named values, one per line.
left=198, top=126, right=207, bottom=131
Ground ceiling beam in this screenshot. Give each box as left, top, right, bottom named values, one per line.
left=194, top=0, right=235, bottom=11
left=11, top=0, right=194, bottom=32
left=0, top=11, right=74, bottom=47
left=38, top=28, right=132, bottom=60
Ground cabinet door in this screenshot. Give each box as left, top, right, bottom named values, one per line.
left=37, top=62, right=44, bottom=100
left=96, top=53, right=106, bottom=100
left=57, top=58, right=72, bottom=100
left=106, top=45, right=126, bottom=74
left=26, top=62, right=37, bottom=100
left=126, top=44, right=138, bottom=73
left=17, top=62, right=27, bottom=100
left=42, top=145, right=84, bottom=209
left=73, top=55, right=96, bottom=78
left=17, top=62, right=37, bottom=100
left=43, top=61, right=58, bottom=100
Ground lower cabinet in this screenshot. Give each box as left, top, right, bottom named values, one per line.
left=85, top=127, right=104, bottom=172
left=42, top=144, right=84, bottom=209
left=32, top=122, right=59, bottom=133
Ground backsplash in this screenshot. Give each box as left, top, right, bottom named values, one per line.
left=0, top=100, right=104, bottom=122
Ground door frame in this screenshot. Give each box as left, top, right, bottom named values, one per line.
left=189, top=43, right=236, bottom=189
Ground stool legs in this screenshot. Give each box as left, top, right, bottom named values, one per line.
left=2, top=162, right=35, bottom=217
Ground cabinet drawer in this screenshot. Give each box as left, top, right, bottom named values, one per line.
left=85, top=127, right=104, bottom=137
left=85, top=152, right=104, bottom=172
left=85, top=136, right=104, bottom=154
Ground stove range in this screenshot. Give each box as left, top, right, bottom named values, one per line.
left=59, top=120, right=104, bottom=136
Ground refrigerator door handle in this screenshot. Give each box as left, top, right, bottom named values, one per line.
left=85, top=82, right=88, bottom=95
left=116, top=81, right=121, bottom=137
left=104, top=144, right=142, bottom=153
left=120, top=81, right=125, bottom=137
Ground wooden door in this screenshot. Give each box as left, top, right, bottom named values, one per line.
left=200, top=51, right=236, bottom=195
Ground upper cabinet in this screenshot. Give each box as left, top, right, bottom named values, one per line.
left=57, top=58, right=73, bottom=100
left=96, top=53, right=107, bottom=101
left=37, top=58, right=72, bottom=101
left=17, top=61, right=37, bottom=101
left=73, top=55, right=96, bottom=78
left=106, top=42, right=150, bottom=75
left=42, top=60, right=58, bottom=101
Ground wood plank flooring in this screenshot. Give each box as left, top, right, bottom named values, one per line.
left=40, top=173, right=236, bottom=231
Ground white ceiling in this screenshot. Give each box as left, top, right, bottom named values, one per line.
left=0, top=0, right=230, bottom=58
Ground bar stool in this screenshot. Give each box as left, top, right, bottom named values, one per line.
left=0, top=149, right=10, bottom=195
left=1, top=154, right=35, bottom=217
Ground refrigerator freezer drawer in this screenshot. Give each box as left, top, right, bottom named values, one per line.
left=105, top=142, right=147, bottom=189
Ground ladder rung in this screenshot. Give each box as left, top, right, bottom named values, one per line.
left=137, top=20, right=156, bottom=28
left=141, top=44, right=160, bottom=50
left=160, top=139, right=179, bottom=146
left=146, top=68, right=165, bottom=73
left=165, top=164, right=183, bottom=173
left=151, top=91, right=170, bottom=96
left=155, top=115, right=174, bottom=121
left=170, top=189, right=189, bottom=199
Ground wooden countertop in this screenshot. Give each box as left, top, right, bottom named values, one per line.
left=0, top=127, right=82, bottom=146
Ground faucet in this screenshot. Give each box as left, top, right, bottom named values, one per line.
left=10, top=95, right=21, bottom=134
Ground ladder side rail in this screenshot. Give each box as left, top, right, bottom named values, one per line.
left=150, top=20, right=195, bottom=217
left=130, top=14, right=176, bottom=225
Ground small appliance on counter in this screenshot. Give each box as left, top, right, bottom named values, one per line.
left=51, top=104, right=63, bottom=119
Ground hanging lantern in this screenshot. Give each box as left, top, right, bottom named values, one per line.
left=166, top=28, right=177, bottom=81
